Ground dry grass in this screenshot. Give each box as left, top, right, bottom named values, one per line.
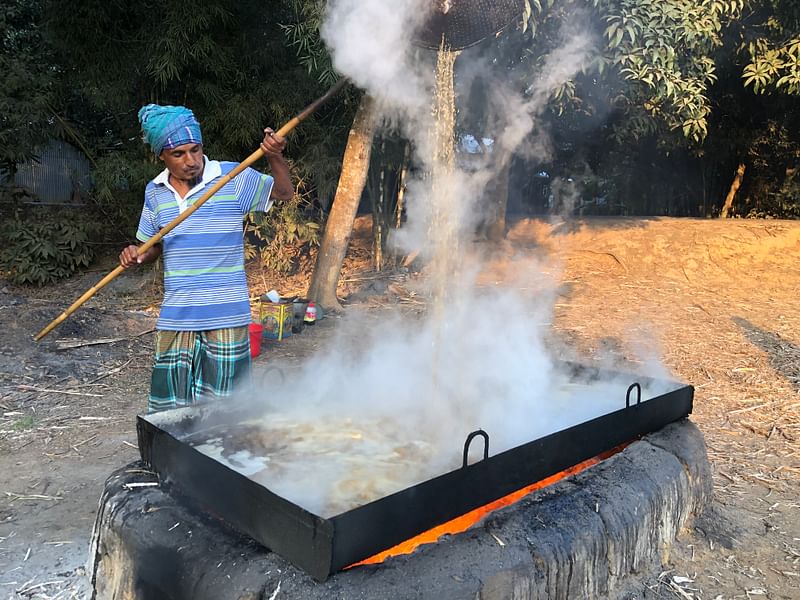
left=4, top=215, right=799, bottom=599
left=513, top=219, right=800, bottom=487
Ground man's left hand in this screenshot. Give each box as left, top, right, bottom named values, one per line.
left=261, top=128, right=286, bottom=157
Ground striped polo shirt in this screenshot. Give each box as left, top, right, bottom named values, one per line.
left=136, top=157, right=274, bottom=331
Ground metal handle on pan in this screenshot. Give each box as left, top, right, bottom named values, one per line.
left=462, top=429, right=490, bottom=468
left=263, top=366, right=286, bottom=385
left=626, top=382, right=642, bottom=408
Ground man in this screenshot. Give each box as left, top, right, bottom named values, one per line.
left=120, top=104, right=293, bottom=412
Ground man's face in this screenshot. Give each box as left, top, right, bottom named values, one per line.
left=159, top=143, right=204, bottom=182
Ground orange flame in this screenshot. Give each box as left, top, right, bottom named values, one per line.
left=350, top=444, right=627, bottom=568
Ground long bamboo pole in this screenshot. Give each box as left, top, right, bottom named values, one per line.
left=34, top=78, right=349, bottom=342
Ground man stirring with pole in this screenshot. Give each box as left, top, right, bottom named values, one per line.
left=120, top=105, right=293, bottom=412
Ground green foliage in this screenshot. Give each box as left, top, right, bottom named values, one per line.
left=0, top=0, right=58, bottom=173
left=589, top=0, right=745, bottom=142
left=745, top=177, right=800, bottom=218
left=768, top=170, right=800, bottom=217
left=90, top=153, right=162, bottom=237
left=278, top=0, right=359, bottom=205
left=39, top=0, right=353, bottom=243
left=741, top=1, right=800, bottom=94
left=0, top=208, right=95, bottom=286
left=46, top=0, right=324, bottom=157
left=521, top=0, right=557, bottom=38
left=280, top=0, right=338, bottom=85
left=741, top=118, right=800, bottom=217
left=513, top=0, right=744, bottom=142
left=244, top=189, right=320, bottom=274
left=502, top=0, right=799, bottom=218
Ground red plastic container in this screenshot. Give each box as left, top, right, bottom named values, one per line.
left=248, top=323, right=263, bottom=358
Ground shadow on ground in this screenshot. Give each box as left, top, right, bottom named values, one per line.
left=733, top=316, right=800, bottom=392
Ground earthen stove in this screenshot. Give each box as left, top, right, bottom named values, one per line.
left=89, top=364, right=711, bottom=599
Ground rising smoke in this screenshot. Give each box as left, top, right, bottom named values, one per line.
left=185, top=1, right=680, bottom=516
left=320, top=0, right=434, bottom=114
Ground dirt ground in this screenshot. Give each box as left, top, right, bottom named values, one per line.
left=1, top=216, right=798, bottom=599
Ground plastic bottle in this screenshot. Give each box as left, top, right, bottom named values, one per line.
left=304, top=302, right=317, bottom=326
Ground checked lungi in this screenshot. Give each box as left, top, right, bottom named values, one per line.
left=148, top=327, right=251, bottom=412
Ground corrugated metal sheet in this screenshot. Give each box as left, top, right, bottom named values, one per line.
left=3, top=140, right=92, bottom=203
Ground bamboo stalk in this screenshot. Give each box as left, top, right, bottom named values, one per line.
left=34, top=78, right=349, bottom=342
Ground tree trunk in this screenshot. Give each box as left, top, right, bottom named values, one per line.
left=395, top=144, right=410, bottom=229
left=721, top=163, right=746, bottom=218
left=307, top=95, right=377, bottom=311
left=485, top=160, right=510, bottom=241
left=372, top=140, right=386, bottom=272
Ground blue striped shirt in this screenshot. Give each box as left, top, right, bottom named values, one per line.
left=136, top=158, right=274, bottom=331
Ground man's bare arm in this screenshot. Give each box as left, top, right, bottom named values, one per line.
left=261, top=127, right=294, bottom=201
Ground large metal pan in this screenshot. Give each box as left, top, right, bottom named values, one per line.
left=137, top=364, right=694, bottom=581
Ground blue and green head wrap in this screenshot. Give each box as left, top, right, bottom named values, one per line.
left=137, top=104, right=203, bottom=156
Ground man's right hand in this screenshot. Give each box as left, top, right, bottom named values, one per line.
left=119, top=245, right=141, bottom=268
left=119, top=244, right=161, bottom=268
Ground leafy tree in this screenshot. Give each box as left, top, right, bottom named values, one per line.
left=45, top=0, right=343, bottom=161
left=39, top=0, right=354, bottom=273
left=591, top=0, right=745, bottom=142
left=688, top=0, right=800, bottom=217
left=307, top=95, right=377, bottom=310
left=511, top=0, right=798, bottom=217
left=741, top=0, right=800, bottom=94
left=303, top=0, right=767, bottom=302
left=0, top=0, right=58, bottom=174
left=280, top=0, right=338, bottom=86
left=518, top=0, right=746, bottom=143
left=280, top=0, right=379, bottom=308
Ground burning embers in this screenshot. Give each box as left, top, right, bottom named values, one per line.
left=351, top=446, right=626, bottom=567
left=137, top=366, right=693, bottom=581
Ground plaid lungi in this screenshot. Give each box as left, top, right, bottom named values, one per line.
left=148, top=327, right=251, bottom=412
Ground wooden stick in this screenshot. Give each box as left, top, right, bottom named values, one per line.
left=55, top=328, right=155, bottom=350
left=34, top=78, right=349, bottom=342
left=16, top=385, right=103, bottom=397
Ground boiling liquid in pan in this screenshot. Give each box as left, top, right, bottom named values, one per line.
left=189, top=376, right=673, bottom=517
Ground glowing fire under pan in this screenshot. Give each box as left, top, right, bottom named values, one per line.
left=136, top=364, right=693, bottom=582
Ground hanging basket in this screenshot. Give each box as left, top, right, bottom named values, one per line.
left=414, top=0, right=524, bottom=50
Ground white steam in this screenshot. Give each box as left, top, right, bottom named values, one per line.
left=188, top=281, right=679, bottom=516
left=182, top=4, right=677, bottom=516
left=321, top=0, right=432, bottom=111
